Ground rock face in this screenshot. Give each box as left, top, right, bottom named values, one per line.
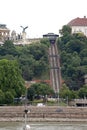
left=0, top=106, right=87, bottom=122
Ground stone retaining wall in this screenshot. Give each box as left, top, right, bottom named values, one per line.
left=0, top=106, right=87, bottom=122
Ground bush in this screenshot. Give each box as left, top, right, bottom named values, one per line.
left=4, top=91, right=14, bottom=104
left=0, top=90, right=5, bottom=104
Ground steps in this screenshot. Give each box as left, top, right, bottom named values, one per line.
left=0, top=106, right=87, bottom=119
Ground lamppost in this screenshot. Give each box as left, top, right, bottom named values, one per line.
left=23, top=104, right=30, bottom=130
left=43, top=33, right=61, bottom=105
left=23, top=81, right=30, bottom=130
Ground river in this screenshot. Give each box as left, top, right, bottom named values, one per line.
left=0, top=122, right=87, bottom=130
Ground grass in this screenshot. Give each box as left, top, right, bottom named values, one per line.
left=28, top=99, right=67, bottom=106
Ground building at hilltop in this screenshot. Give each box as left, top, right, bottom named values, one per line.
left=0, top=24, right=10, bottom=41
left=68, top=16, right=87, bottom=36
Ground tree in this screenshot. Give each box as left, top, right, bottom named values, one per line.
left=78, top=85, right=87, bottom=98
left=0, top=59, right=25, bottom=99
left=60, top=25, right=72, bottom=36
left=0, top=90, right=5, bottom=104
left=19, top=54, right=35, bottom=80
left=73, top=33, right=87, bottom=43
left=33, top=59, right=49, bottom=77
left=27, top=83, right=54, bottom=101
left=65, top=39, right=85, bottom=53
left=18, top=43, right=49, bottom=80
left=4, top=91, right=14, bottom=104
left=58, top=25, right=87, bottom=90
left=58, top=25, right=73, bottom=51
left=80, top=49, right=87, bottom=58
left=0, top=40, right=18, bottom=56
left=40, top=38, right=50, bottom=47
left=59, top=84, right=77, bottom=100
left=29, top=43, right=48, bottom=60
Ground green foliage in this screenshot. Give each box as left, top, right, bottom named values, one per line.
left=18, top=43, right=49, bottom=80
left=58, top=25, right=87, bottom=90
left=0, top=40, right=49, bottom=81
left=40, top=38, right=50, bottom=47
left=4, top=91, right=14, bottom=104
left=60, top=25, right=72, bottom=35
left=65, top=39, right=85, bottom=53
left=73, top=33, right=87, bottom=43
left=60, top=84, right=78, bottom=100
left=80, top=49, right=87, bottom=58
left=28, top=43, right=48, bottom=60
left=27, top=83, right=54, bottom=101
left=0, top=59, right=25, bottom=104
left=60, top=84, right=72, bottom=100
left=0, top=40, right=18, bottom=56
left=19, top=54, right=35, bottom=80
left=78, top=85, right=87, bottom=98
left=0, top=54, right=15, bottom=60
left=0, top=90, right=5, bottom=104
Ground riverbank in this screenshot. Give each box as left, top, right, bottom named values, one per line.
left=0, top=117, right=87, bottom=122
left=0, top=106, right=87, bottom=122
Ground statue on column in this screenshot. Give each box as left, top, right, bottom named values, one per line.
left=20, top=26, right=28, bottom=41
left=20, top=26, right=28, bottom=33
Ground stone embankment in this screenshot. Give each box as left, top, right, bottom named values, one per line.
left=0, top=106, right=87, bottom=122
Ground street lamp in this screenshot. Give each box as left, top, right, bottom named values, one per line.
left=23, top=109, right=30, bottom=130
left=23, top=81, right=30, bottom=130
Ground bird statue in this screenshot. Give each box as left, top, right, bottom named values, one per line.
left=20, top=26, right=28, bottom=33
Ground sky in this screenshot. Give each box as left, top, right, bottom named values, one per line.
left=0, top=0, right=87, bottom=38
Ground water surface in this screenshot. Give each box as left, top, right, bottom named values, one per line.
left=0, top=122, right=87, bottom=130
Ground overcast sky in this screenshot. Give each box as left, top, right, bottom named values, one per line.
left=0, top=0, right=87, bottom=38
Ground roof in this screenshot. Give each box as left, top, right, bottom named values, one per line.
left=43, top=33, right=59, bottom=38
left=0, top=24, right=7, bottom=29
left=68, top=16, right=87, bottom=26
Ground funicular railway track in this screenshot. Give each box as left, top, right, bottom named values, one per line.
left=49, top=42, right=61, bottom=93
left=43, top=33, right=61, bottom=94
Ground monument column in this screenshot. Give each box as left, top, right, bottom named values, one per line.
left=20, top=26, right=28, bottom=44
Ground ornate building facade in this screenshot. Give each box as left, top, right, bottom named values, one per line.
left=0, top=24, right=10, bottom=41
